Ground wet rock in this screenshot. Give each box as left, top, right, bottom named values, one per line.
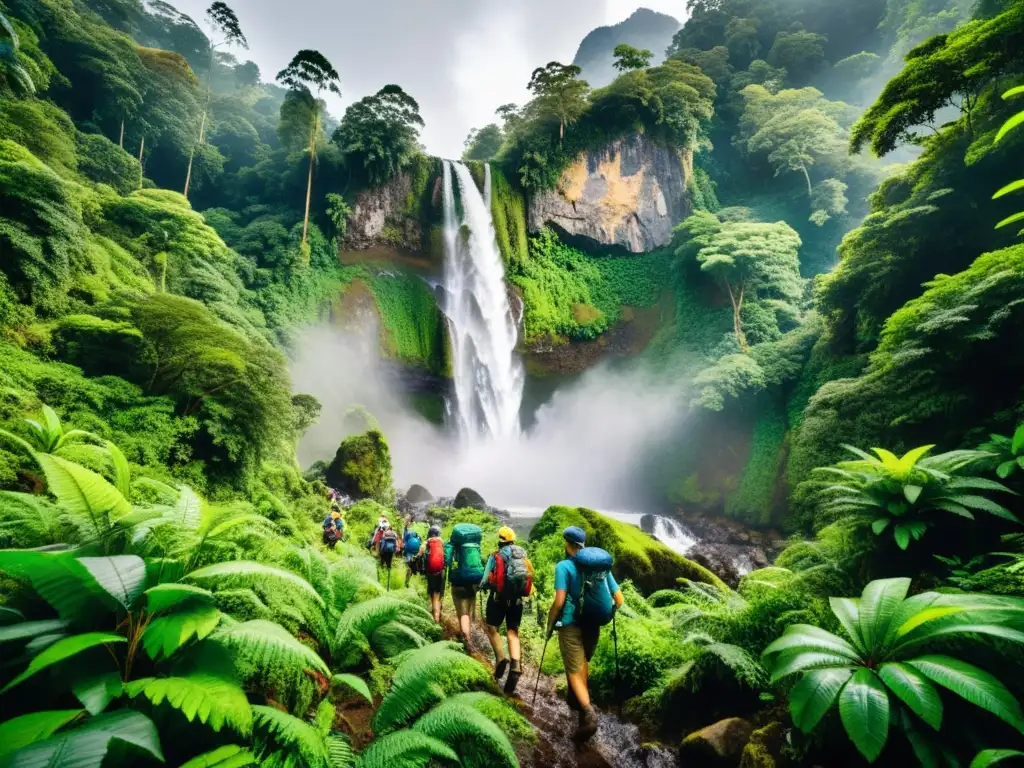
left=679, top=717, right=753, bottom=766
left=405, top=484, right=435, bottom=503
left=682, top=515, right=785, bottom=588
left=527, top=133, right=692, bottom=253
left=739, top=722, right=784, bottom=768
left=453, top=487, right=487, bottom=510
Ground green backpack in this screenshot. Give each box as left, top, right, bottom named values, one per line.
left=449, top=523, right=484, bottom=586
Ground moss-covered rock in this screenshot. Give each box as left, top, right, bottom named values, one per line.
left=453, top=487, right=486, bottom=510
left=325, top=430, right=394, bottom=505
left=529, top=505, right=726, bottom=593
left=679, top=717, right=753, bottom=766
left=739, top=722, right=784, bottom=768
left=405, top=483, right=434, bottom=503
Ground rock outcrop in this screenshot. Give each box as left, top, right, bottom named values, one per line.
left=325, top=430, right=394, bottom=505
left=679, top=718, right=754, bottom=766
left=453, top=487, right=487, bottom=510
left=528, top=133, right=691, bottom=253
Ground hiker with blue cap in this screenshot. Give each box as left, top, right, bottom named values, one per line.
left=545, top=525, right=623, bottom=742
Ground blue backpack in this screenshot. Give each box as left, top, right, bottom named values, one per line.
left=379, top=529, right=399, bottom=556
left=405, top=531, right=422, bottom=556
left=575, top=548, right=615, bottom=627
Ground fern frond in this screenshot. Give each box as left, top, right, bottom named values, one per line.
left=187, top=562, right=324, bottom=608
left=370, top=620, right=428, bottom=658
left=326, top=733, right=355, bottom=768
left=439, top=692, right=535, bottom=745
left=180, top=744, right=256, bottom=767
left=212, top=619, right=329, bottom=677
left=125, top=673, right=253, bottom=735
left=0, top=491, right=64, bottom=548
left=333, top=597, right=433, bottom=667
left=413, top=701, right=517, bottom=768
left=252, top=705, right=329, bottom=768
left=358, top=730, right=458, bottom=768
left=697, top=642, right=767, bottom=689
left=142, top=603, right=222, bottom=660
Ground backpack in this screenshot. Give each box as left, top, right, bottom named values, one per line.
left=405, top=531, right=422, bottom=556
left=491, top=545, right=532, bottom=600
left=575, top=547, right=615, bottom=627
left=425, top=537, right=445, bottom=576
left=448, top=523, right=484, bottom=586
left=380, top=529, right=398, bottom=555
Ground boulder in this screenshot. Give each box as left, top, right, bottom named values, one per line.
left=405, top=484, right=435, bottom=503
left=324, top=430, right=393, bottom=505
left=527, top=132, right=691, bottom=253
left=739, top=722, right=784, bottom=768
left=679, top=718, right=753, bottom=766
left=453, top=487, right=486, bottom=510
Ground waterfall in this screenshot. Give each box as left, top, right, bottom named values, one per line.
left=650, top=516, right=697, bottom=555
left=440, top=160, right=524, bottom=441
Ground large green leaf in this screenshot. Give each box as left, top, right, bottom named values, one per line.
left=0, top=551, right=111, bottom=624
left=331, top=673, right=373, bottom=704
left=144, top=583, right=214, bottom=613
left=77, top=556, right=147, bottom=611
left=125, top=674, right=252, bottom=735
left=142, top=603, right=222, bottom=660
left=179, top=745, right=255, bottom=768
left=69, top=666, right=122, bottom=716
left=858, top=578, right=910, bottom=651
left=995, top=110, right=1024, bottom=144
left=0, top=711, right=83, bottom=758
left=761, top=625, right=861, bottom=662
left=34, top=454, right=131, bottom=527
left=878, top=662, right=942, bottom=730
left=103, top=441, right=131, bottom=499
left=789, top=667, right=853, bottom=733
left=829, top=597, right=866, bottom=654
left=946, top=495, right=1020, bottom=523
left=767, top=649, right=855, bottom=683
left=838, top=667, right=890, bottom=763
left=2, top=633, right=125, bottom=693
left=0, top=619, right=69, bottom=644
left=971, top=750, right=1024, bottom=768
left=0, top=709, right=163, bottom=768
left=1013, top=424, right=1024, bottom=456
left=910, top=655, right=1024, bottom=733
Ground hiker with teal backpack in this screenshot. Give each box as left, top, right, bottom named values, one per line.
left=445, top=522, right=485, bottom=651
left=545, top=526, right=623, bottom=743
left=403, top=518, right=423, bottom=588
left=479, top=526, right=534, bottom=695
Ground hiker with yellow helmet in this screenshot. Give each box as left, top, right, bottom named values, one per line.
left=479, top=526, right=534, bottom=695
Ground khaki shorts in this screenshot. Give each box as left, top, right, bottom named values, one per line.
left=558, top=622, right=600, bottom=674
left=452, top=585, right=475, bottom=618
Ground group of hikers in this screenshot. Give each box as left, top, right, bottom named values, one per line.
left=357, top=509, right=622, bottom=743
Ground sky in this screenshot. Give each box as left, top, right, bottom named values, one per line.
left=166, top=0, right=686, bottom=158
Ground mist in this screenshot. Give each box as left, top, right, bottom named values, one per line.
left=290, top=319, right=687, bottom=512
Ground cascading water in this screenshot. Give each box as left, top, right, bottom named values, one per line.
left=440, top=160, right=524, bottom=441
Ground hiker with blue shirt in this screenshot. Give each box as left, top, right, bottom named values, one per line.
left=402, top=518, right=423, bottom=588
left=546, top=525, right=624, bottom=743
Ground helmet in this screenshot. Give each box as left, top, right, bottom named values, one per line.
left=378, top=516, right=388, bottom=526
left=428, top=525, right=441, bottom=537
left=498, top=526, right=516, bottom=544
left=331, top=511, right=341, bottom=519
left=381, top=521, right=391, bottom=531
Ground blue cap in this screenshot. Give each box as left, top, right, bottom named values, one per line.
left=563, top=526, right=586, bottom=545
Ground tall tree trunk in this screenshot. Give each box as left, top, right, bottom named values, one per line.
left=725, top=279, right=748, bottom=351
left=184, top=47, right=215, bottom=200
left=119, top=119, right=125, bottom=149
left=138, top=135, right=145, bottom=164
left=800, top=164, right=813, bottom=198
left=301, top=114, right=318, bottom=250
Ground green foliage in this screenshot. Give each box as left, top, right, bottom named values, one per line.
left=726, top=402, right=787, bottom=524
left=813, top=445, right=1017, bottom=550
left=980, top=423, right=1024, bottom=480
left=412, top=700, right=518, bottom=768
left=462, top=124, right=503, bottom=162
left=358, top=730, right=457, bottom=768
left=324, top=430, right=393, bottom=505
left=763, top=578, right=1024, bottom=763
left=333, top=85, right=424, bottom=187
left=367, top=274, right=446, bottom=373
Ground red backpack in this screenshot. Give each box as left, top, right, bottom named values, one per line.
left=425, top=538, right=445, bottom=576
left=488, top=545, right=533, bottom=599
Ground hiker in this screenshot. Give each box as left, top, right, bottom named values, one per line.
left=423, top=524, right=446, bottom=623
left=322, top=509, right=343, bottom=550
left=367, top=515, right=389, bottom=552
left=403, top=520, right=423, bottom=588
left=479, top=526, right=533, bottom=695
left=445, top=522, right=485, bottom=650
left=546, top=526, right=624, bottom=743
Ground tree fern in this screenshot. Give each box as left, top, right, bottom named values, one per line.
left=252, top=705, right=330, bottom=768
left=34, top=453, right=132, bottom=533
left=125, top=673, right=253, bottom=735
left=0, top=491, right=64, bottom=548
left=333, top=597, right=433, bottom=668
left=369, top=620, right=428, bottom=658
left=358, top=730, right=458, bottom=768
left=142, top=603, right=223, bottom=660
left=412, top=701, right=518, bottom=768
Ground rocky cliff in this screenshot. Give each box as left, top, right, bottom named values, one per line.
left=527, top=133, right=692, bottom=254
left=572, top=8, right=681, bottom=89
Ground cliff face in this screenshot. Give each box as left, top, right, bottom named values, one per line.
left=528, top=133, right=692, bottom=254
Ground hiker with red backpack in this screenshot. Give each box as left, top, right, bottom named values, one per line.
left=479, top=526, right=533, bottom=695
left=422, top=524, right=446, bottom=623
left=545, top=526, right=624, bottom=743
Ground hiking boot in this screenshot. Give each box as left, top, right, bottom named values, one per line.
left=494, top=658, right=509, bottom=681
left=566, top=687, right=581, bottom=711
left=503, top=659, right=521, bottom=695
left=573, top=705, right=598, bottom=743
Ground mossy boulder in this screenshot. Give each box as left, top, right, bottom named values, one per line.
left=325, top=429, right=393, bottom=505
left=406, top=483, right=434, bottom=503
left=529, top=505, right=727, bottom=593
left=679, top=717, right=753, bottom=766
left=739, top=722, right=784, bottom=768
left=453, top=486, right=486, bottom=510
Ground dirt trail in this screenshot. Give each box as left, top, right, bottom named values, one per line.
left=445, top=617, right=676, bottom=768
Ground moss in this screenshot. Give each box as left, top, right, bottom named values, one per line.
left=489, top=165, right=529, bottom=267
left=739, top=722, right=784, bottom=768
left=529, top=505, right=726, bottom=593
left=325, top=430, right=394, bottom=505
left=725, top=400, right=788, bottom=526
left=366, top=273, right=447, bottom=374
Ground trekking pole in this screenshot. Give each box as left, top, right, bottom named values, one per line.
left=612, top=612, right=621, bottom=716
left=533, top=628, right=553, bottom=707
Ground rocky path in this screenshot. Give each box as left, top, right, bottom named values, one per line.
left=448, top=618, right=676, bottom=768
